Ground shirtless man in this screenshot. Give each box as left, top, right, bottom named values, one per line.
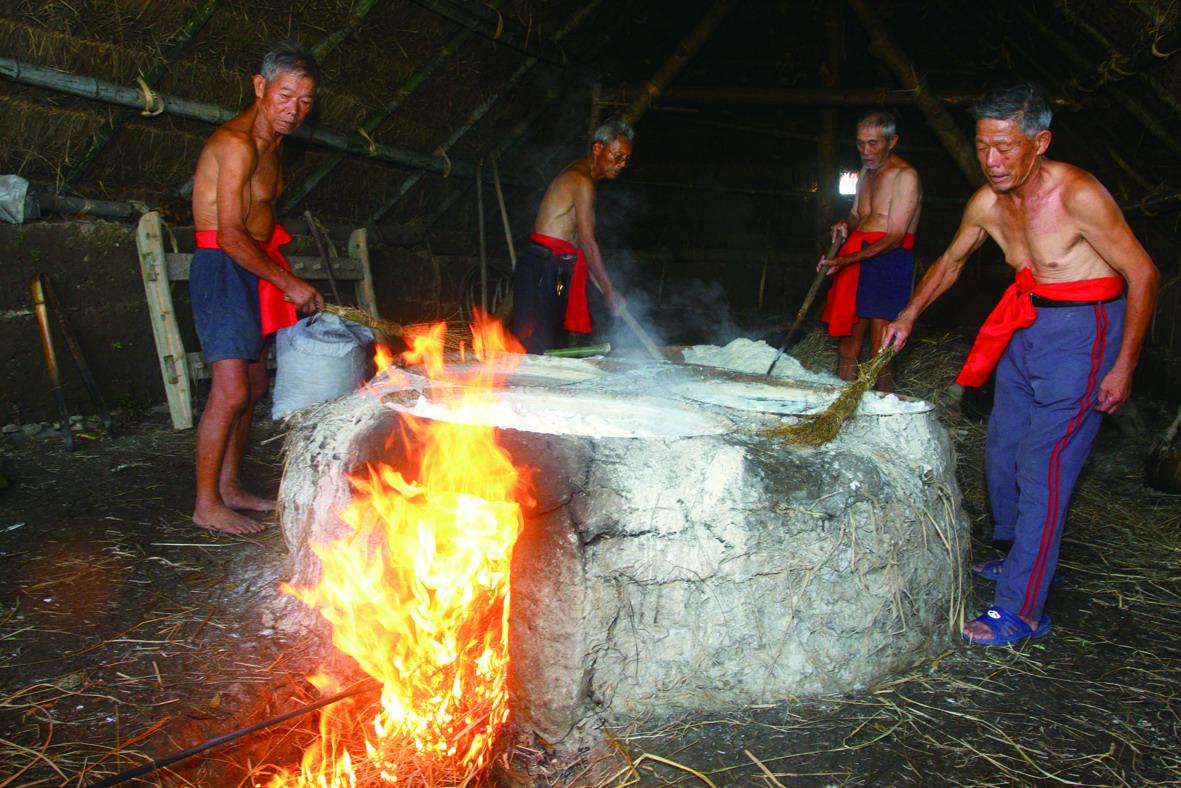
left=189, top=43, right=325, bottom=534
left=881, top=83, right=1159, bottom=646
left=818, top=110, right=922, bottom=391
left=511, top=121, right=633, bottom=354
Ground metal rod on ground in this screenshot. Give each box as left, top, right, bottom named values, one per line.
left=490, top=157, right=516, bottom=270
left=766, top=234, right=845, bottom=376
left=30, top=275, right=74, bottom=452
left=41, top=274, right=114, bottom=434
left=83, top=678, right=380, bottom=787
left=303, top=211, right=343, bottom=304
left=476, top=159, right=488, bottom=313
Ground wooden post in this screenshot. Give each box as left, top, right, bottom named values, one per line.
left=476, top=160, right=488, bottom=313
left=347, top=228, right=380, bottom=317
left=135, top=212, right=193, bottom=430
left=490, top=157, right=517, bottom=270
left=620, top=0, right=739, bottom=127
left=846, top=0, right=985, bottom=188
left=815, top=0, right=844, bottom=249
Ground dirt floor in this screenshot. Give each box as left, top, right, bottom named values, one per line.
left=2, top=333, right=1180, bottom=786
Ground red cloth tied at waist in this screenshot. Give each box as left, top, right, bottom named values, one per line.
left=529, top=232, right=592, bottom=333
left=821, top=230, right=915, bottom=337
left=195, top=225, right=297, bottom=337
left=955, top=268, right=1125, bottom=387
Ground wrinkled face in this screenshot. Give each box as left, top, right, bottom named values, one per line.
left=975, top=117, right=1050, bottom=192
left=253, top=70, right=317, bottom=135
left=592, top=135, right=633, bottom=179
left=855, top=125, right=897, bottom=170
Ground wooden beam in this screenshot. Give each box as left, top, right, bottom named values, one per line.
left=312, top=0, right=384, bottom=61
left=406, top=0, right=568, bottom=66
left=280, top=0, right=510, bottom=214
left=64, top=0, right=222, bottom=186
left=619, top=85, right=1085, bottom=108
left=620, top=0, right=739, bottom=127
left=367, top=2, right=602, bottom=224
left=1019, top=8, right=1181, bottom=161
left=846, top=0, right=985, bottom=188
left=815, top=0, right=843, bottom=247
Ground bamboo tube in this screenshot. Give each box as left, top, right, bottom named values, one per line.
left=368, top=1, right=602, bottom=223
left=846, top=0, right=985, bottom=189
left=619, top=0, right=739, bottom=127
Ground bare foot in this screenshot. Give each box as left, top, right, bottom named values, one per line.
left=194, top=503, right=266, bottom=534
left=220, top=486, right=277, bottom=512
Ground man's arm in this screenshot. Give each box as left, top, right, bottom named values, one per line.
left=572, top=174, right=622, bottom=311
left=1067, top=176, right=1160, bottom=413
left=821, top=168, right=920, bottom=274
left=881, top=192, right=992, bottom=350
left=213, top=134, right=322, bottom=312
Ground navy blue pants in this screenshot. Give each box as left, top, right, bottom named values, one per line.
left=985, top=297, right=1124, bottom=620
left=856, top=244, right=914, bottom=321
left=511, top=247, right=576, bottom=355
left=190, top=247, right=266, bottom=363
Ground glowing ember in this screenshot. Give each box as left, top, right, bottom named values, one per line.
left=270, top=314, right=526, bottom=786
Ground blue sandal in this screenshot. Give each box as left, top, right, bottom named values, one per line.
left=973, top=559, right=1064, bottom=589
left=963, top=606, right=1052, bottom=646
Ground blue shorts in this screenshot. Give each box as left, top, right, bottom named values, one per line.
left=856, top=246, right=915, bottom=321
left=190, top=247, right=266, bottom=363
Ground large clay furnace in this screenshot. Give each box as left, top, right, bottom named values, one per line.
left=277, top=339, right=968, bottom=747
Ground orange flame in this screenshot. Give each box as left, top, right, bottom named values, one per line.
left=272, top=313, right=526, bottom=785
left=373, top=341, right=394, bottom=375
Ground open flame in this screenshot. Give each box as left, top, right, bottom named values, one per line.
left=270, top=314, right=526, bottom=786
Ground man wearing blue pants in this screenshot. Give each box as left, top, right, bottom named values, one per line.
left=881, top=83, right=1159, bottom=646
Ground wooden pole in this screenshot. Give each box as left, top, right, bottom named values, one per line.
left=367, top=1, right=602, bottom=224
left=815, top=0, right=843, bottom=249
left=312, top=0, right=384, bottom=61
left=620, top=0, right=739, bottom=127
left=281, top=0, right=510, bottom=213
left=65, top=0, right=222, bottom=186
left=1019, top=8, right=1181, bottom=161
left=407, top=0, right=568, bottom=67
left=846, top=0, right=984, bottom=188
left=490, top=157, right=517, bottom=270
left=476, top=160, right=488, bottom=312
left=627, top=85, right=1083, bottom=107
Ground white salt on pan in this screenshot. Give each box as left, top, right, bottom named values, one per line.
left=682, top=338, right=839, bottom=386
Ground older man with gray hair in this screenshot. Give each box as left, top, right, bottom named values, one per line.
left=511, top=120, right=634, bottom=354
left=882, top=83, right=1159, bottom=647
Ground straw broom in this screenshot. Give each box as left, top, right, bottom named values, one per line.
left=767, top=347, right=896, bottom=446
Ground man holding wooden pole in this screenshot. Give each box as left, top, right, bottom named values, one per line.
left=881, top=84, right=1159, bottom=646
left=511, top=121, right=633, bottom=354
left=189, top=43, right=325, bottom=534
left=818, top=110, right=922, bottom=392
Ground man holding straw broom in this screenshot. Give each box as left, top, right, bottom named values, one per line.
left=188, top=43, right=325, bottom=534
left=818, top=110, right=922, bottom=392
left=881, top=84, right=1159, bottom=646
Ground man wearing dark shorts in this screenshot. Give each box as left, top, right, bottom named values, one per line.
left=188, top=42, right=324, bottom=535
left=819, top=110, right=922, bottom=391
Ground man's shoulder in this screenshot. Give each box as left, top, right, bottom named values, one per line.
left=207, top=124, right=256, bottom=158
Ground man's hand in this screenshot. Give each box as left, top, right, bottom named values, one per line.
left=1096, top=366, right=1132, bottom=414
left=817, top=255, right=847, bottom=276
left=880, top=315, right=913, bottom=351
left=830, top=221, right=849, bottom=244
left=603, top=285, right=626, bottom=313
left=285, top=276, right=325, bottom=313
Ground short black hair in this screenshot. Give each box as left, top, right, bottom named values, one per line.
left=260, top=41, right=320, bottom=83
left=971, top=83, right=1052, bottom=136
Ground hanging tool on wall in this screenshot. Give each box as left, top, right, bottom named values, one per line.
left=30, top=273, right=115, bottom=451
left=766, top=231, right=846, bottom=376
left=303, top=210, right=344, bottom=305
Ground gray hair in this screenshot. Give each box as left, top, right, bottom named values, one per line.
left=592, top=120, right=635, bottom=146
left=857, top=110, right=897, bottom=138
left=260, top=41, right=321, bottom=83
left=971, top=83, right=1052, bottom=136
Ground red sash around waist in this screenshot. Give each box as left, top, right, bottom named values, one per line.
left=955, top=268, right=1124, bottom=387
left=530, top=232, right=591, bottom=333
left=821, top=230, right=915, bottom=337
left=195, top=225, right=297, bottom=337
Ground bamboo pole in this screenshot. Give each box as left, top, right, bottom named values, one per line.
left=312, top=0, right=384, bottom=61
left=65, top=0, right=222, bottom=186
left=476, top=160, right=488, bottom=312
left=280, top=0, right=510, bottom=213
left=846, top=0, right=985, bottom=188
left=815, top=0, right=843, bottom=248
left=367, top=1, right=602, bottom=224
left=628, top=85, right=1083, bottom=107
left=619, top=0, right=739, bottom=127
left=1019, top=8, right=1181, bottom=161
left=0, top=56, right=474, bottom=179
left=490, top=157, right=517, bottom=270
left=407, top=0, right=568, bottom=67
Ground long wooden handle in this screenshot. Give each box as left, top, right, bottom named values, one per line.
left=766, top=233, right=846, bottom=376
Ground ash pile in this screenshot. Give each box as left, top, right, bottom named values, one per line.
left=276, top=338, right=968, bottom=750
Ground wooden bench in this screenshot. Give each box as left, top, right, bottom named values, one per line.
left=135, top=211, right=378, bottom=430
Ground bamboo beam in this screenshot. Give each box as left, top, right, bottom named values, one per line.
left=1019, top=8, right=1181, bottom=161
left=620, top=85, right=1085, bottom=108
left=65, top=0, right=222, bottom=186
left=407, top=0, right=568, bottom=66
left=815, top=0, right=843, bottom=246
left=1051, top=0, right=1181, bottom=118
left=281, top=0, right=509, bottom=214
left=846, top=0, right=984, bottom=188
left=620, top=0, right=739, bottom=127
left=312, top=0, right=383, bottom=61
left=0, top=56, right=474, bottom=178
left=1122, top=190, right=1181, bottom=215
left=367, top=1, right=602, bottom=225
